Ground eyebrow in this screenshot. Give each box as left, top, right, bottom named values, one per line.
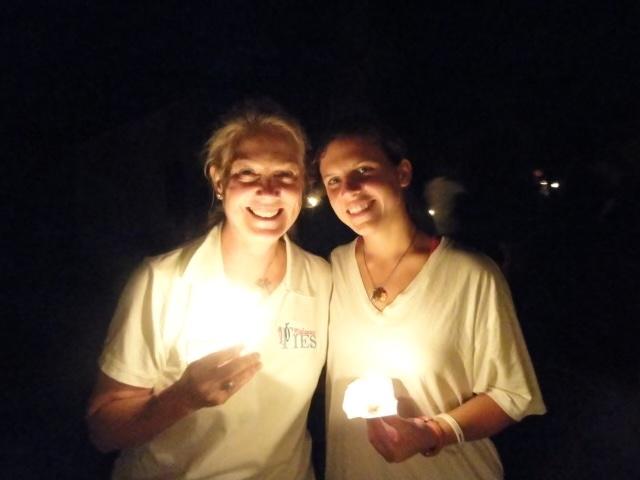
left=232, top=158, right=303, bottom=173
left=321, top=159, right=372, bottom=179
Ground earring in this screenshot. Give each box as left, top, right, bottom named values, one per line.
left=216, top=192, right=223, bottom=200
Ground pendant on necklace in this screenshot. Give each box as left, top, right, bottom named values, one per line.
left=256, top=277, right=271, bottom=291
left=371, top=286, right=388, bottom=303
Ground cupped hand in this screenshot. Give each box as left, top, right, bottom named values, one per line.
left=366, top=415, right=435, bottom=463
left=176, top=345, right=261, bottom=410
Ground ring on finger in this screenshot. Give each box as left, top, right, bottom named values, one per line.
left=221, top=380, right=235, bottom=391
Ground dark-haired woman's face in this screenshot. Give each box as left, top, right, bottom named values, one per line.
left=319, top=137, right=411, bottom=236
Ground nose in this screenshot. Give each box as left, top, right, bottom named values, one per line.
left=341, top=173, right=362, bottom=196
left=257, top=175, right=280, bottom=196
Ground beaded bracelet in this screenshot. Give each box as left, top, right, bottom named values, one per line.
left=420, top=417, right=445, bottom=457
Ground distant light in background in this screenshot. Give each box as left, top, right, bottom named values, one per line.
left=424, top=177, right=466, bottom=235
left=533, top=169, right=561, bottom=197
left=305, top=194, right=320, bottom=208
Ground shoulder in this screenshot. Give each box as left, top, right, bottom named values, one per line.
left=329, top=239, right=357, bottom=266
left=144, top=234, right=208, bottom=279
left=287, top=240, right=332, bottom=299
left=436, top=238, right=505, bottom=283
left=289, top=240, right=331, bottom=279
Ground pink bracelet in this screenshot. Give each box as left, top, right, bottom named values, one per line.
left=420, top=417, right=445, bottom=456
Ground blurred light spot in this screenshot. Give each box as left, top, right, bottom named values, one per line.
left=306, top=194, right=320, bottom=208
left=550, top=182, right=560, bottom=189
left=428, top=209, right=436, bottom=216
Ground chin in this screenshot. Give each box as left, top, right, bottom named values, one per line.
left=247, top=223, right=289, bottom=240
left=348, top=219, right=377, bottom=237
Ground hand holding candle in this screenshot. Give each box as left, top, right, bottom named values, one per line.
left=176, top=345, right=262, bottom=410
left=342, top=375, right=398, bottom=419
left=366, top=415, right=439, bottom=462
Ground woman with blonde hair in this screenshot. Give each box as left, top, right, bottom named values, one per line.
left=87, top=100, right=330, bottom=479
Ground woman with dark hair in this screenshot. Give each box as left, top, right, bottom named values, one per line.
left=316, top=123, right=545, bottom=479
left=87, top=101, right=330, bottom=479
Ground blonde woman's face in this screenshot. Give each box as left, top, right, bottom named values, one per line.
left=211, top=131, right=304, bottom=243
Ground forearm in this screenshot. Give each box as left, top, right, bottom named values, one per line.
left=436, top=394, right=515, bottom=446
left=87, top=382, right=194, bottom=452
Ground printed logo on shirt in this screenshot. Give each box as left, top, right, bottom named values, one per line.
left=278, top=322, right=317, bottom=349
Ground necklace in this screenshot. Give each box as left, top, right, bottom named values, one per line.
left=255, top=241, right=280, bottom=292
left=362, top=229, right=417, bottom=307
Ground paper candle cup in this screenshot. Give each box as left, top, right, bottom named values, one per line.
left=343, top=375, right=398, bottom=419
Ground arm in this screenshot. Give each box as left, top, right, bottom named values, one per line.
left=444, top=392, right=514, bottom=442
left=87, top=346, right=261, bottom=452
left=367, top=393, right=514, bottom=463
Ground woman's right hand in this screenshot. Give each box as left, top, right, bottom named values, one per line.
left=175, top=345, right=262, bottom=410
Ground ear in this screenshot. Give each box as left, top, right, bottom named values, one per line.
left=209, top=165, right=224, bottom=198
left=396, top=159, right=413, bottom=188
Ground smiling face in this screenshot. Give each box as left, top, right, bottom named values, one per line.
left=319, top=136, right=412, bottom=237
left=210, top=130, right=304, bottom=244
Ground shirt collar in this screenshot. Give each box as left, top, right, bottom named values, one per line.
left=181, top=223, right=314, bottom=297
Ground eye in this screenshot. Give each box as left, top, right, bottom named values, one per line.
left=356, top=166, right=373, bottom=175
left=274, top=170, right=298, bottom=183
left=234, top=168, right=259, bottom=181
left=325, top=176, right=340, bottom=188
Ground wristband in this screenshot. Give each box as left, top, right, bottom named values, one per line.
left=435, top=413, right=465, bottom=444
left=420, top=417, right=445, bottom=456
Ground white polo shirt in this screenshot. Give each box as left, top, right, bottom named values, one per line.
left=99, top=224, right=330, bottom=480
left=326, top=237, right=545, bottom=480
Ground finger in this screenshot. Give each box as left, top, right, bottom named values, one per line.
left=213, top=360, right=262, bottom=406
left=220, top=360, right=262, bottom=394
left=367, top=419, right=395, bottom=462
left=216, top=352, right=261, bottom=378
left=368, top=436, right=393, bottom=462
left=367, top=418, right=386, bottom=440
left=197, top=344, right=244, bottom=366
left=379, top=416, right=401, bottom=443
left=370, top=417, right=400, bottom=444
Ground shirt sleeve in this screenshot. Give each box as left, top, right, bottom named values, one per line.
left=471, top=264, right=546, bottom=421
left=98, top=261, right=164, bottom=388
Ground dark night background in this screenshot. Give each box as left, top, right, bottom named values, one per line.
left=4, top=1, right=640, bottom=478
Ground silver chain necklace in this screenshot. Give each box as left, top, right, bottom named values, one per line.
left=255, top=241, right=280, bottom=292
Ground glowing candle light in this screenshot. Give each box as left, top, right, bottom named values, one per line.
left=343, top=375, right=398, bottom=419
left=185, top=282, right=273, bottom=363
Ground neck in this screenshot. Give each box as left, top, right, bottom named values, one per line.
left=361, top=214, right=415, bottom=259
left=220, top=223, right=282, bottom=285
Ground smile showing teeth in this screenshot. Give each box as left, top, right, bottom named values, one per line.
left=248, top=207, right=281, bottom=219
left=347, top=201, right=371, bottom=215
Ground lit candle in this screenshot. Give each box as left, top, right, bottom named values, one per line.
left=343, top=375, right=398, bottom=419
left=186, top=282, right=272, bottom=363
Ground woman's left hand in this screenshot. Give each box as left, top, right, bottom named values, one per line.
left=366, top=416, right=434, bottom=462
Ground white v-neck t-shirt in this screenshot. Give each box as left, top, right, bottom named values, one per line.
left=326, top=237, right=545, bottom=480
left=99, top=225, right=331, bottom=480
